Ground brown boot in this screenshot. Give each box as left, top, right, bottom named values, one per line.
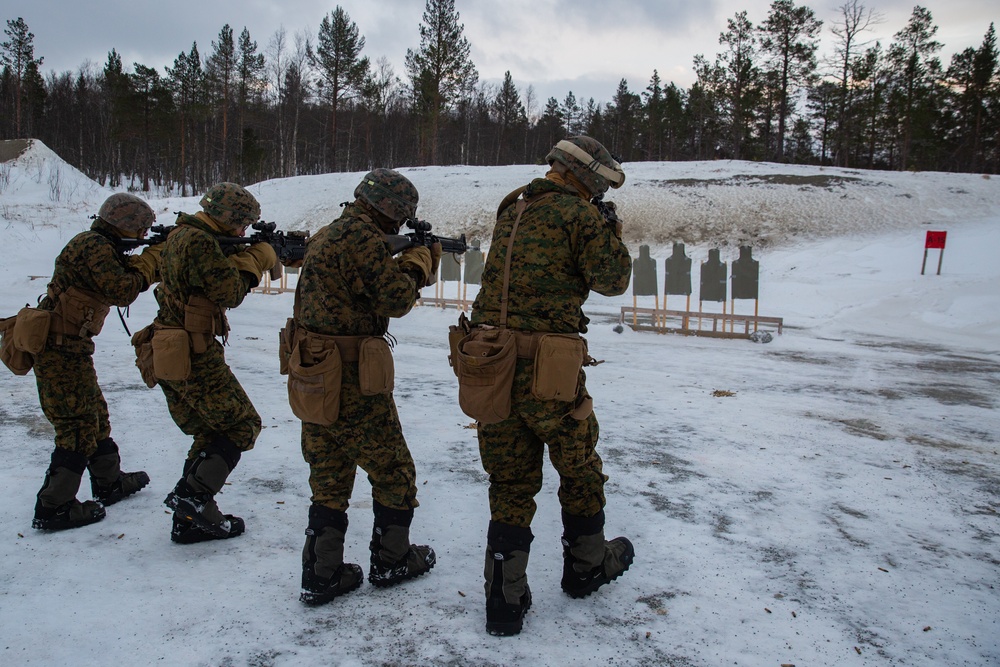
left=300, top=504, right=363, bottom=605
left=33, top=448, right=106, bottom=531
left=88, top=437, right=150, bottom=506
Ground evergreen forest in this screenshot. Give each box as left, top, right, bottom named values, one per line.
left=2, top=0, right=997, bottom=195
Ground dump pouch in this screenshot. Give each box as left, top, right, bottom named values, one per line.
left=1, top=315, right=32, bottom=375
left=51, top=286, right=110, bottom=337
left=531, top=334, right=586, bottom=402
left=278, top=317, right=299, bottom=376
left=184, top=295, right=225, bottom=353
left=130, top=324, right=157, bottom=388
left=151, top=327, right=192, bottom=381
left=358, top=337, right=394, bottom=396
left=287, top=341, right=342, bottom=426
left=11, top=307, right=51, bottom=355
left=454, top=327, right=517, bottom=424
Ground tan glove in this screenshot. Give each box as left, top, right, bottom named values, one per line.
left=128, top=244, right=163, bottom=288
left=230, top=242, right=278, bottom=281
left=396, top=245, right=433, bottom=288
left=428, top=242, right=442, bottom=286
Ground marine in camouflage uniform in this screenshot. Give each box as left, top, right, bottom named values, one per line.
left=155, top=182, right=277, bottom=544
left=470, top=136, right=636, bottom=635
left=31, top=194, right=161, bottom=531
left=294, top=169, right=437, bottom=606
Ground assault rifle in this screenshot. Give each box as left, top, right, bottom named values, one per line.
left=118, top=221, right=310, bottom=265
left=590, top=194, right=621, bottom=228
left=385, top=218, right=468, bottom=256
left=116, top=224, right=173, bottom=252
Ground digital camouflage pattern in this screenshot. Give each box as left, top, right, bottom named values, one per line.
left=34, top=219, right=151, bottom=456
left=296, top=203, right=423, bottom=511
left=353, top=169, right=419, bottom=223
left=478, top=360, right=607, bottom=527
left=470, top=177, right=631, bottom=333
left=97, top=193, right=155, bottom=238
left=199, top=182, right=260, bottom=231
left=296, top=203, right=423, bottom=336
left=153, top=212, right=261, bottom=454
left=301, top=363, right=417, bottom=511
left=471, top=176, right=630, bottom=528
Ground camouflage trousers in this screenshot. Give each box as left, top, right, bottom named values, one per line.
left=478, top=360, right=608, bottom=528
left=32, top=337, right=109, bottom=457
left=158, top=339, right=261, bottom=459
left=301, top=364, right=418, bottom=513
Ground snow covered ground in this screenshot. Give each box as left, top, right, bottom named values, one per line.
left=1, top=141, right=998, bottom=666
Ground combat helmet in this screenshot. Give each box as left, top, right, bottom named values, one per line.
left=98, top=193, right=155, bottom=238
left=199, top=182, right=261, bottom=231
left=354, top=169, right=418, bottom=223
left=545, top=136, right=625, bottom=196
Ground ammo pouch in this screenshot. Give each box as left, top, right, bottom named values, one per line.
left=50, top=285, right=110, bottom=338
left=130, top=324, right=157, bottom=388
left=454, top=327, right=517, bottom=424
left=1, top=315, right=33, bottom=375
left=531, top=334, right=586, bottom=402
left=184, top=295, right=227, bottom=353
left=150, top=327, right=192, bottom=381
left=11, top=307, right=52, bottom=355
left=287, top=337, right=343, bottom=426
left=358, top=337, right=394, bottom=396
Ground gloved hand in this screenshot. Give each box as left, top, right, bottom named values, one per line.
left=128, top=244, right=164, bottom=288
left=428, top=242, right=442, bottom=286
left=396, top=245, right=433, bottom=288
left=230, top=242, right=278, bottom=281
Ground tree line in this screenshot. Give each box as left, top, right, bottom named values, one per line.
left=1, top=0, right=998, bottom=196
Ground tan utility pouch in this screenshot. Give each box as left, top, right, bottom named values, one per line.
left=278, top=318, right=297, bottom=376
left=1, top=315, right=32, bottom=375
left=11, top=307, right=52, bottom=355
left=358, top=337, right=394, bottom=396
left=287, top=342, right=342, bottom=425
left=151, top=327, right=192, bottom=381
left=454, top=327, right=517, bottom=424
left=130, top=324, right=157, bottom=388
left=531, top=334, right=586, bottom=402
left=447, top=325, right=465, bottom=377
left=184, top=295, right=223, bottom=354
left=53, top=286, right=110, bottom=337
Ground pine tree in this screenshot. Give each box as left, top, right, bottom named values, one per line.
left=717, top=11, right=761, bottom=160
left=887, top=6, right=942, bottom=169
left=236, top=27, right=266, bottom=180
left=166, top=43, right=205, bottom=195
left=829, top=0, right=882, bottom=166
left=207, top=25, right=236, bottom=180
left=310, top=7, right=369, bottom=171
left=759, top=0, right=822, bottom=161
left=492, top=71, right=526, bottom=164
left=1, top=17, right=43, bottom=137
left=404, top=0, right=478, bottom=164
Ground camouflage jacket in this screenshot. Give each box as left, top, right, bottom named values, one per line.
left=154, top=213, right=252, bottom=328
left=471, top=178, right=631, bottom=333
left=38, top=218, right=149, bottom=314
left=295, top=203, right=423, bottom=336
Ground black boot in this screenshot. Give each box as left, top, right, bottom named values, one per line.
left=33, top=448, right=106, bottom=531
left=165, top=437, right=244, bottom=542
left=368, top=502, right=436, bottom=587
left=560, top=509, right=634, bottom=599
left=88, top=437, right=150, bottom=506
left=484, top=521, right=533, bottom=637
left=300, top=504, right=363, bottom=606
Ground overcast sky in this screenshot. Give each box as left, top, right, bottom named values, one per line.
left=2, top=0, right=995, bottom=110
